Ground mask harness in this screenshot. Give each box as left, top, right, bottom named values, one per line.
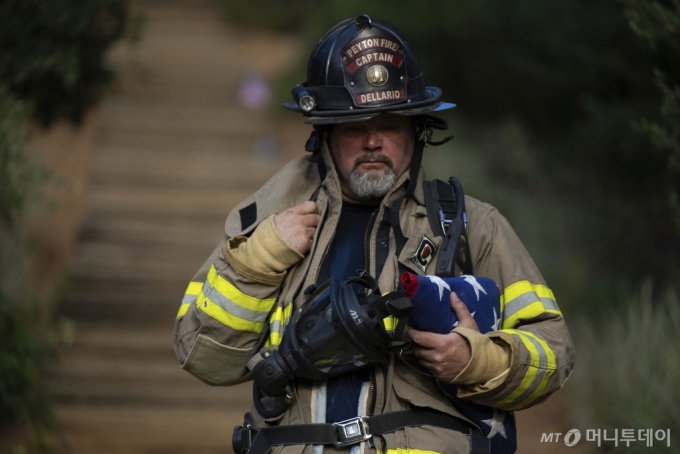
left=249, top=271, right=412, bottom=418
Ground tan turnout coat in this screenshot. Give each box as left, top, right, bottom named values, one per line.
left=173, top=145, right=575, bottom=454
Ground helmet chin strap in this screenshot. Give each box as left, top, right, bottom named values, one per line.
left=305, top=126, right=328, bottom=185
left=305, top=126, right=324, bottom=153
left=406, top=116, right=453, bottom=197
left=406, top=135, right=425, bottom=197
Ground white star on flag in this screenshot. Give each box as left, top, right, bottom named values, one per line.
left=482, top=408, right=508, bottom=439
left=427, top=275, right=451, bottom=301
left=462, top=275, right=487, bottom=301
left=491, top=307, right=501, bottom=331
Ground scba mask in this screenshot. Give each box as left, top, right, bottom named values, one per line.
left=250, top=272, right=413, bottom=417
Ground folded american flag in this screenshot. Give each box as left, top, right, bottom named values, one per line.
left=400, top=272, right=517, bottom=454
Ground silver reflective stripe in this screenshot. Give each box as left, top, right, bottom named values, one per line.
left=505, top=335, right=549, bottom=408
left=354, top=381, right=370, bottom=454
left=505, top=291, right=559, bottom=318
left=182, top=293, right=198, bottom=305
left=270, top=319, right=282, bottom=336
left=202, top=282, right=269, bottom=323
left=541, top=296, right=560, bottom=311
left=525, top=334, right=548, bottom=368
left=357, top=380, right=370, bottom=417
left=313, top=381, right=327, bottom=454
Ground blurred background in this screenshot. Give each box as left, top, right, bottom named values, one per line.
left=0, top=0, right=678, bottom=453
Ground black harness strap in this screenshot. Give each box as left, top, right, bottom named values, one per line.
left=423, top=177, right=474, bottom=277
left=374, top=207, right=392, bottom=280
left=423, top=180, right=445, bottom=238
left=390, top=197, right=408, bottom=257
left=246, top=410, right=489, bottom=454
left=434, top=179, right=458, bottom=236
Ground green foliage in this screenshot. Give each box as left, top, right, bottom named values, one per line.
left=0, top=89, right=46, bottom=225
left=622, top=0, right=680, bottom=49
left=0, top=1, right=131, bottom=448
left=0, top=0, right=129, bottom=126
left=0, top=292, right=56, bottom=449
left=622, top=0, right=680, bottom=236
left=0, top=88, right=56, bottom=449
left=572, top=282, right=680, bottom=452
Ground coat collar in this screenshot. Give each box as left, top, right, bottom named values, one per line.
left=225, top=136, right=426, bottom=237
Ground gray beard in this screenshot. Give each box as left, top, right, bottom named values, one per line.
left=349, top=168, right=396, bottom=202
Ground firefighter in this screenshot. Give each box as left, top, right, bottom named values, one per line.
left=173, top=15, right=575, bottom=454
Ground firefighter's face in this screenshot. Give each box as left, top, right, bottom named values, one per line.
left=328, top=114, right=415, bottom=204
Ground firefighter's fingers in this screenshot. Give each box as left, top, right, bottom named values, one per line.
left=408, top=328, right=442, bottom=350
left=302, top=213, right=321, bottom=228
left=450, top=292, right=479, bottom=331
left=294, top=200, right=318, bottom=215
left=412, top=332, right=472, bottom=381
left=273, top=203, right=320, bottom=256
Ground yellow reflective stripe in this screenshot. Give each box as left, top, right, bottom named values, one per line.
left=501, top=280, right=561, bottom=329
left=207, top=266, right=276, bottom=312
left=185, top=281, right=203, bottom=296
left=535, top=284, right=555, bottom=301
left=198, top=292, right=266, bottom=333
left=380, top=449, right=441, bottom=454
left=268, top=303, right=294, bottom=346
left=383, top=315, right=398, bottom=332
left=498, top=329, right=557, bottom=410
left=177, top=281, right=204, bottom=318
left=176, top=303, right=190, bottom=318
left=521, top=330, right=557, bottom=369
left=196, top=265, right=277, bottom=332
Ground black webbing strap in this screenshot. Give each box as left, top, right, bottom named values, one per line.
left=249, top=424, right=336, bottom=453
left=435, top=179, right=457, bottom=243
left=423, top=178, right=459, bottom=243
left=247, top=410, right=489, bottom=454
left=423, top=178, right=474, bottom=277
left=423, top=180, right=444, bottom=238
left=374, top=208, right=392, bottom=280
left=390, top=196, right=408, bottom=257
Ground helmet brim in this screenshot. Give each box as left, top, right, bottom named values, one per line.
left=283, top=86, right=456, bottom=125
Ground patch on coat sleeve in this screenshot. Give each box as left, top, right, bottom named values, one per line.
left=239, top=202, right=257, bottom=231
left=412, top=235, right=437, bottom=273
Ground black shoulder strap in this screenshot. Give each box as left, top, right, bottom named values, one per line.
left=423, top=177, right=473, bottom=277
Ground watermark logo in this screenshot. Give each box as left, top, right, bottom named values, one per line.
left=541, top=428, right=671, bottom=448
left=564, top=429, right=582, bottom=447
left=540, top=430, right=581, bottom=446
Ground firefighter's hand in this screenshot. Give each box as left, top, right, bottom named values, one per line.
left=273, top=201, right=320, bottom=256
left=409, top=292, right=480, bottom=383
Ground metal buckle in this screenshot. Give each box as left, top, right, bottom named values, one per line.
left=333, top=416, right=371, bottom=447
left=439, top=209, right=452, bottom=234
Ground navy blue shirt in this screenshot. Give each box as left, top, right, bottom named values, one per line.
left=325, top=201, right=376, bottom=423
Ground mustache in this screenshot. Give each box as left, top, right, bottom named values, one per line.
left=352, top=153, right=394, bottom=171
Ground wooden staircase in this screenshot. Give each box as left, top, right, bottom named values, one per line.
left=53, top=2, right=304, bottom=452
